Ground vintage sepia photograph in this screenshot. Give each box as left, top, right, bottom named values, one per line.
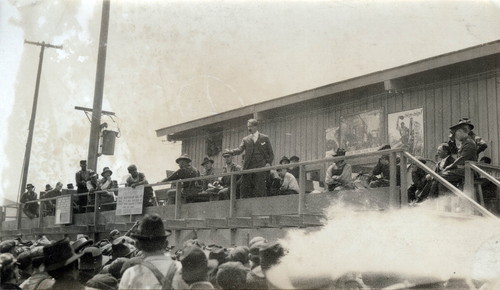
left=1, top=0, right=500, bottom=289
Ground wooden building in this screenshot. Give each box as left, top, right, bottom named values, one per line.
left=156, top=40, right=500, bottom=171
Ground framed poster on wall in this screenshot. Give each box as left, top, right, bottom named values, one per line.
left=339, top=108, right=384, bottom=155
left=325, top=126, right=340, bottom=157
left=388, top=108, right=424, bottom=156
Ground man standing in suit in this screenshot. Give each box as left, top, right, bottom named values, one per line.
left=228, top=119, right=274, bottom=198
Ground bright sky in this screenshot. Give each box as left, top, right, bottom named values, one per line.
left=1, top=0, right=500, bottom=203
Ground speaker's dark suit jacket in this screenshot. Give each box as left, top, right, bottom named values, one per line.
left=231, top=133, right=274, bottom=169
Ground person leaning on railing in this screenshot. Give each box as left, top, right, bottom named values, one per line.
left=162, top=154, right=201, bottom=204
left=212, top=149, right=242, bottom=200
left=438, top=120, right=478, bottom=195
left=43, top=182, right=63, bottom=216
left=126, top=164, right=156, bottom=207
left=20, top=184, right=39, bottom=219
left=325, top=149, right=354, bottom=191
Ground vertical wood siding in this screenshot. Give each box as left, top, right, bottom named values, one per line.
left=181, top=71, right=500, bottom=167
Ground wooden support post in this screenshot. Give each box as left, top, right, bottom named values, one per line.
left=38, top=201, right=44, bottom=231
left=400, top=154, right=408, bottom=207
left=229, top=174, right=237, bottom=218
left=230, top=229, right=237, bottom=246
left=17, top=204, right=23, bottom=230
left=298, top=164, right=306, bottom=215
left=175, top=182, right=182, bottom=219
left=94, top=192, right=100, bottom=228
left=389, top=152, right=398, bottom=208
left=174, top=182, right=182, bottom=245
left=464, top=163, right=475, bottom=214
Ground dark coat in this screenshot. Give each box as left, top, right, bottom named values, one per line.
left=231, top=133, right=274, bottom=170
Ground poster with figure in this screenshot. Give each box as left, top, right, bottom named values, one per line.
left=325, top=126, right=340, bottom=157
left=339, top=109, right=384, bottom=155
left=388, top=108, right=424, bottom=156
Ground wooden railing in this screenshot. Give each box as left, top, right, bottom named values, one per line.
left=3, top=149, right=497, bottom=233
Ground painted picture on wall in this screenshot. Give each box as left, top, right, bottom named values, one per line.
left=340, top=109, right=384, bottom=154
left=388, top=108, right=424, bottom=156
left=325, top=126, right=340, bottom=157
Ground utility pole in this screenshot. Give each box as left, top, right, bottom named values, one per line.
left=87, top=0, right=111, bottom=171
left=18, top=40, right=62, bottom=228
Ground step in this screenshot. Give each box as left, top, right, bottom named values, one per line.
left=206, top=218, right=228, bottom=228
left=227, top=217, right=252, bottom=228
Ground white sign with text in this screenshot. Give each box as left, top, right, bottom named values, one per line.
left=116, top=185, right=144, bottom=215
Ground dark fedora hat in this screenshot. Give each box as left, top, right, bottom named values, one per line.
left=289, top=156, right=300, bottom=162
left=45, top=184, right=53, bottom=191
left=111, top=242, right=136, bottom=261
left=44, top=239, right=83, bottom=271
left=222, top=149, right=232, bottom=157
left=180, top=246, right=208, bottom=283
left=260, top=242, right=285, bottom=271
left=26, top=184, right=34, bottom=189
left=333, top=148, right=347, bottom=157
left=131, top=214, right=172, bottom=240
left=450, top=118, right=474, bottom=131
left=201, top=156, right=214, bottom=166
left=176, top=154, right=192, bottom=164
left=80, top=246, right=103, bottom=270
left=72, top=237, right=94, bottom=254
left=279, top=156, right=290, bottom=164
left=378, top=144, right=392, bottom=151
left=101, top=167, right=113, bottom=177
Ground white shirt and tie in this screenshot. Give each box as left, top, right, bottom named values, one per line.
left=252, top=131, right=259, bottom=143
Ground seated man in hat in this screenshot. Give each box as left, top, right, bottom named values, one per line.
left=217, top=149, right=242, bottom=200
left=120, top=214, right=186, bottom=289
left=289, top=155, right=300, bottom=179
left=20, top=183, right=39, bottom=219
left=198, top=157, right=220, bottom=201
left=163, top=155, right=201, bottom=204
left=126, top=164, right=156, bottom=207
left=368, top=145, right=401, bottom=188
left=424, top=143, right=455, bottom=200
left=43, top=182, right=63, bottom=216
left=439, top=120, right=478, bottom=192
left=407, top=158, right=429, bottom=203
left=267, top=157, right=290, bottom=196
left=325, top=149, right=354, bottom=191
left=278, top=168, right=300, bottom=195
left=98, top=167, right=118, bottom=210
left=448, top=118, right=487, bottom=156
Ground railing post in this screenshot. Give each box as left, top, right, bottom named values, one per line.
left=399, top=153, right=408, bottom=207
left=298, top=164, right=306, bottom=215
left=94, top=191, right=100, bottom=228
left=175, top=182, right=182, bottom=219
left=464, top=162, right=475, bottom=200
left=39, top=199, right=43, bottom=232
left=0, top=206, right=4, bottom=231
left=229, top=174, right=237, bottom=218
left=389, top=152, right=397, bottom=208
left=17, top=203, right=22, bottom=230
left=464, top=162, right=475, bottom=213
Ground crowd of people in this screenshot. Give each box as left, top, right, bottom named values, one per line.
left=0, top=213, right=286, bottom=290
left=19, top=117, right=497, bottom=219
left=2, top=213, right=499, bottom=289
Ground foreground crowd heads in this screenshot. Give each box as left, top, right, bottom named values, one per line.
left=0, top=213, right=289, bottom=290
left=2, top=213, right=500, bottom=289
left=19, top=117, right=493, bottom=218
